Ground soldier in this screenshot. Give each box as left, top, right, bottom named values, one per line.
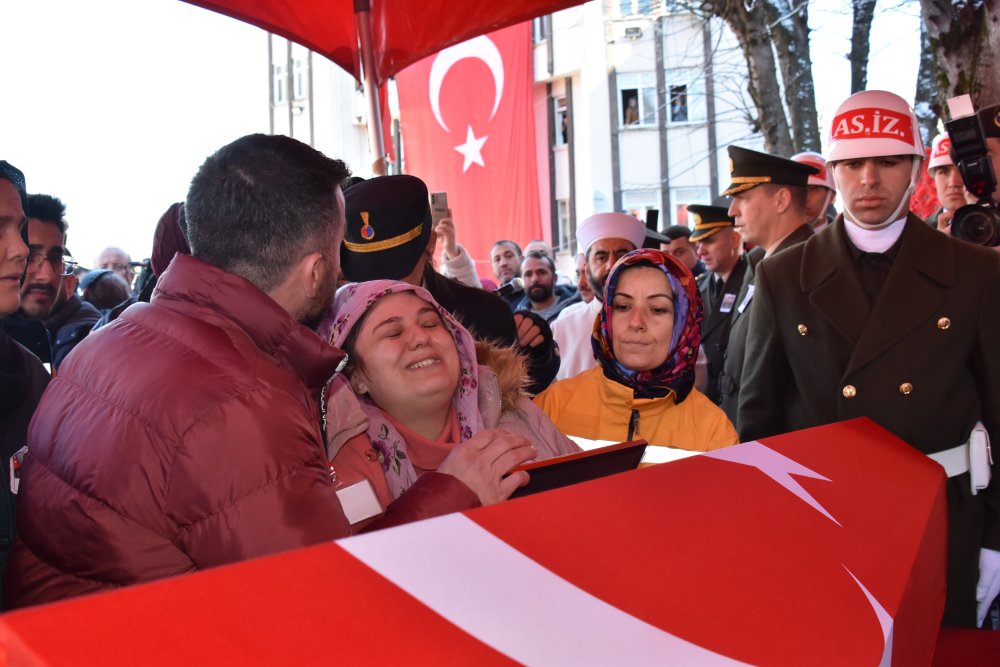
left=690, top=205, right=745, bottom=405
left=738, top=90, right=1000, bottom=628
left=716, top=146, right=818, bottom=423
left=792, top=150, right=837, bottom=231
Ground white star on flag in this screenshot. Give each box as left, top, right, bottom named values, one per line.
left=454, top=125, right=487, bottom=172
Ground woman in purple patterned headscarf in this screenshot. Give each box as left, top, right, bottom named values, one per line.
left=320, top=280, right=578, bottom=525
left=535, top=249, right=737, bottom=453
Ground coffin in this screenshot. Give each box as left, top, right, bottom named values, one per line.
left=0, top=418, right=947, bottom=665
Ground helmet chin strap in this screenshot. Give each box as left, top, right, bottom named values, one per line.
left=812, top=189, right=836, bottom=226
left=843, top=159, right=922, bottom=230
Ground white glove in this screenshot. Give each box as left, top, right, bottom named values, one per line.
left=976, top=547, right=1000, bottom=627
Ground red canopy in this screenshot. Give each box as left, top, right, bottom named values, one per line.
left=183, top=0, right=583, bottom=86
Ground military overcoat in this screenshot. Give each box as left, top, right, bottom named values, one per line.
left=718, top=223, right=813, bottom=422
left=739, top=214, right=1000, bottom=626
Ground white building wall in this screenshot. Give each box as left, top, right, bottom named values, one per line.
left=268, top=36, right=372, bottom=177
left=537, top=1, right=763, bottom=235
left=573, top=2, right=615, bottom=221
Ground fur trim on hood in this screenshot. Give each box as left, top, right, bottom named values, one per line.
left=475, top=340, right=529, bottom=412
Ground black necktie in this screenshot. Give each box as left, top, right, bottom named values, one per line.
left=712, top=276, right=724, bottom=302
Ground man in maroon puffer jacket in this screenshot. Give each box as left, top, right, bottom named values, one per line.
left=3, top=135, right=490, bottom=608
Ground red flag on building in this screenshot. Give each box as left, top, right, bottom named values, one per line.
left=396, top=22, right=542, bottom=278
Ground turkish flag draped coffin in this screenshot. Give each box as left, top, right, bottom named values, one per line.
left=0, top=420, right=947, bottom=665
left=396, top=22, right=542, bottom=277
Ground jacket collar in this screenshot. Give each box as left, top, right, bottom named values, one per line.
left=154, top=254, right=345, bottom=389
left=772, top=223, right=814, bottom=257
left=44, top=294, right=97, bottom=332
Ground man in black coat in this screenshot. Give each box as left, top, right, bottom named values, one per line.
left=739, top=90, right=1000, bottom=628
left=715, top=146, right=818, bottom=423
left=689, top=205, right=745, bottom=405
left=0, top=161, right=49, bottom=609
left=340, top=175, right=559, bottom=394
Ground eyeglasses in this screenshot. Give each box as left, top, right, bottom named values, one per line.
left=101, top=263, right=130, bottom=273
left=27, top=250, right=79, bottom=277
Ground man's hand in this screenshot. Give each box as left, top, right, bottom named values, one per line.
left=514, top=312, right=544, bottom=348
left=936, top=210, right=954, bottom=235
left=437, top=429, right=535, bottom=505
left=436, top=216, right=460, bottom=259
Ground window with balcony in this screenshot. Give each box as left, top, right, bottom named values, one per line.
left=618, top=73, right=657, bottom=128
left=666, top=70, right=707, bottom=124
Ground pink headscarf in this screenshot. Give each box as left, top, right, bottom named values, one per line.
left=322, top=280, right=485, bottom=498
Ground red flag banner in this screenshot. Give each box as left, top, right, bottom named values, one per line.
left=396, top=22, right=542, bottom=277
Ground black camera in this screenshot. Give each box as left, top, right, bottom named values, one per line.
left=945, top=109, right=1000, bottom=247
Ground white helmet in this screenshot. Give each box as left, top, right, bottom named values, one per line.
left=792, top=151, right=835, bottom=190
left=827, top=90, right=924, bottom=162
left=927, top=133, right=953, bottom=172
left=827, top=91, right=924, bottom=230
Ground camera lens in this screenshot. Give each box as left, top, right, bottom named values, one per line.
left=951, top=205, right=1000, bottom=247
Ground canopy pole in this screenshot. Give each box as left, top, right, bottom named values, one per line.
left=355, top=0, right=387, bottom=176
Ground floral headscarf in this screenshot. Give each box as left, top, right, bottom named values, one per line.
left=321, top=280, right=484, bottom=498
left=591, top=248, right=702, bottom=402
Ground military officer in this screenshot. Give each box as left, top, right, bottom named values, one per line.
left=691, top=205, right=745, bottom=404
left=717, top=146, right=818, bottom=423
left=738, top=90, right=1000, bottom=628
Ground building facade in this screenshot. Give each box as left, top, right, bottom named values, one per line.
left=533, top=1, right=764, bottom=257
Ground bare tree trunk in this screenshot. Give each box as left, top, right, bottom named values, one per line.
left=849, top=0, right=877, bottom=94
left=920, top=0, right=1000, bottom=109
left=762, top=0, right=822, bottom=151
left=914, top=17, right=939, bottom=146
left=705, top=1, right=795, bottom=155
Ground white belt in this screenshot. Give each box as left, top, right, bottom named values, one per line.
left=927, top=422, right=993, bottom=495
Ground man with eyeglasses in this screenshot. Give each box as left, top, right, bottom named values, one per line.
left=0, top=161, right=49, bottom=609
left=94, top=246, right=135, bottom=289
left=2, top=194, right=99, bottom=369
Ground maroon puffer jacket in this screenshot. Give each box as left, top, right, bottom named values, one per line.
left=5, top=254, right=353, bottom=607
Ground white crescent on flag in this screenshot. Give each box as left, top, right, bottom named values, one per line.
left=428, top=36, right=505, bottom=133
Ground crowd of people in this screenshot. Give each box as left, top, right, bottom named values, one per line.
left=1, top=89, right=999, bottom=633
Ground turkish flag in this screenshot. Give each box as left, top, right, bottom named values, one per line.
left=396, top=22, right=542, bottom=277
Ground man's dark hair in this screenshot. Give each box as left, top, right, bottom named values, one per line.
left=523, top=250, right=555, bottom=273
left=27, top=194, right=68, bottom=236
left=660, top=225, right=692, bottom=242
left=491, top=239, right=523, bottom=256
left=185, top=134, right=350, bottom=292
